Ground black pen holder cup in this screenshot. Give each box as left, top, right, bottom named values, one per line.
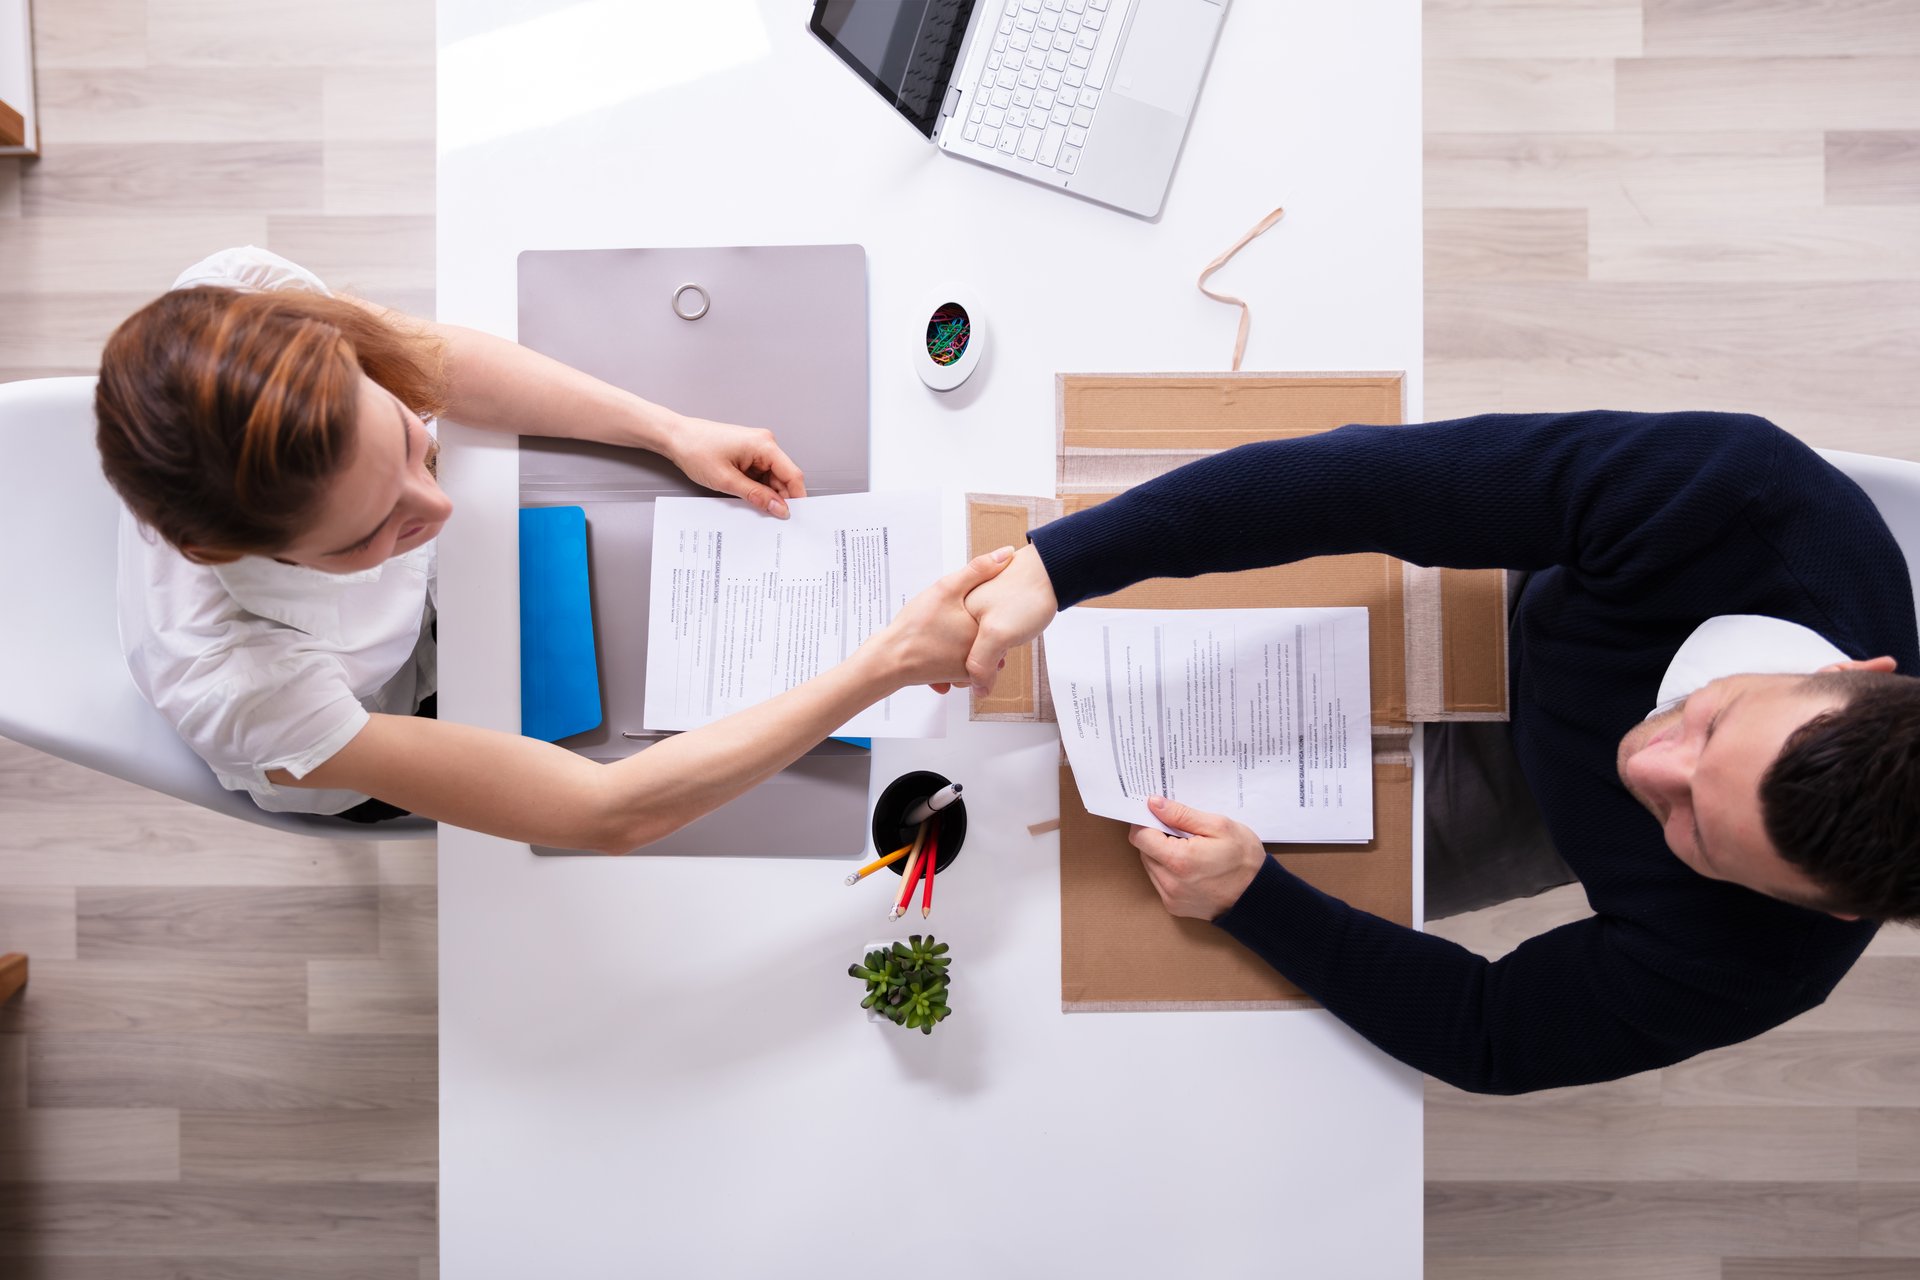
left=871, top=771, right=966, bottom=875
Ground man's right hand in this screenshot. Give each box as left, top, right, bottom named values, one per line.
left=961, top=543, right=1059, bottom=695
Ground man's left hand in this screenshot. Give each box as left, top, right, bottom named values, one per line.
left=1129, top=796, right=1269, bottom=921
left=669, top=416, right=807, bottom=518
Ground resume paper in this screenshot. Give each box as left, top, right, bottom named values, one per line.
left=1044, top=607, right=1373, bottom=841
left=644, top=493, right=945, bottom=738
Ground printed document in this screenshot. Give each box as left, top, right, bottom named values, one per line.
left=1045, top=607, right=1373, bottom=841
left=644, top=493, right=945, bottom=738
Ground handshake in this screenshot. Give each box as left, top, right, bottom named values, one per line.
left=858, top=543, right=1061, bottom=699
left=858, top=542, right=1269, bottom=923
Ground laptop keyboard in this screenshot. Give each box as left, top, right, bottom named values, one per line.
left=960, top=0, right=1132, bottom=176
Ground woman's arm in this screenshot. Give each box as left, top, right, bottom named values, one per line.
left=269, top=548, right=1015, bottom=852
left=350, top=298, right=807, bottom=518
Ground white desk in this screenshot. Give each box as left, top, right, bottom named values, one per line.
left=435, top=3, right=1425, bottom=1274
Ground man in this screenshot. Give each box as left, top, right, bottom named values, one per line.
left=961, top=410, right=1920, bottom=1094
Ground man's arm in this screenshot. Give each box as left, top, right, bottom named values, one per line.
left=963, top=410, right=1783, bottom=692
left=1133, top=798, right=1825, bottom=1093
left=1217, top=856, right=1818, bottom=1093
left=1032, top=410, right=1783, bottom=610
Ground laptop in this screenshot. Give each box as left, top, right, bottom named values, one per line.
left=810, top=0, right=1228, bottom=219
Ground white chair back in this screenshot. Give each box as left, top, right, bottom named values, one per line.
left=0, top=375, right=430, bottom=839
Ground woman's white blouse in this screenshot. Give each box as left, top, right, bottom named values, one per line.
left=116, top=246, right=436, bottom=815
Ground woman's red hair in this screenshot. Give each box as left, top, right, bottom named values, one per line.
left=96, top=287, right=447, bottom=563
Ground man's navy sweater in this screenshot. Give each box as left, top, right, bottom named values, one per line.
left=1028, top=411, right=1917, bottom=1094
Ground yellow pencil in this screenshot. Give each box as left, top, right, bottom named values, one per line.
left=890, top=822, right=931, bottom=919
left=844, top=842, right=914, bottom=886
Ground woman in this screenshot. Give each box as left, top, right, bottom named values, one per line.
left=98, top=247, right=1005, bottom=853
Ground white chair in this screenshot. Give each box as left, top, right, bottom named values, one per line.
left=1819, top=449, right=1920, bottom=624
left=0, top=375, right=432, bottom=839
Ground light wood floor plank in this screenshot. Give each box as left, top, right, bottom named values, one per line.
left=0, top=1182, right=435, bottom=1256
left=1429, top=1069, right=1665, bottom=1109
left=1858, top=1109, right=1920, bottom=1181
left=1616, top=58, right=1920, bottom=133
left=0, top=747, right=378, bottom=888
left=20, top=143, right=324, bottom=218
left=0, top=1108, right=179, bottom=1182
left=321, top=68, right=436, bottom=145
left=0, top=960, right=306, bottom=1034
left=1423, top=355, right=1920, bottom=457
left=27, top=1035, right=436, bottom=1111
left=1641, top=0, right=1920, bottom=59
left=0, top=216, right=272, bottom=294
left=1425, top=130, right=1826, bottom=214
left=148, top=0, right=435, bottom=69
left=1864, top=924, right=1920, bottom=957
left=1426, top=881, right=1594, bottom=957
left=0, top=1037, right=24, bottom=1109
left=377, top=843, right=437, bottom=888
left=1858, top=1184, right=1920, bottom=1255
left=0, top=292, right=162, bottom=372
left=1427, top=1258, right=1718, bottom=1280
left=265, top=216, right=434, bottom=303
left=1826, top=132, right=1920, bottom=206
left=1589, top=206, right=1920, bottom=283
left=0, top=1260, right=422, bottom=1280
left=34, top=68, right=325, bottom=145
left=306, top=959, right=434, bottom=1035
left=179, top=1109, right=434, bottom=1182
left=28, top=0, right=149, bottom=70
left=1426, top=280, right=1920, bottom=361
left=1425, top=0, right=1644, bottom=59
left=1427, top=208, right=1590, bottom=280
left=77, top=888, right=379, bottom=961
left=1426, top=1181, right=1860, bottom=1256
left=1427, top=59, right=1617, bottom=134
left=323, top=143, right=436, bottom=217
left=0, top=161, right=21, bottom=218
left=1662, top=1034, right=1920, bottom=1108
left=0, top=889, right=79, bottom=961
left=1780, top=959, right=1920, bottom=1033
left=1724, top=1261, right=1920, bottom=1279
left=377, top=886, right=435, bottom=958
left=1425, top=1102, right=1857, bottom=1182
left=0, top=832, right=380, bottom=890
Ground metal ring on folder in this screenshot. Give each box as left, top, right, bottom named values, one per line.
left=671, top=283, right=709, bottom=321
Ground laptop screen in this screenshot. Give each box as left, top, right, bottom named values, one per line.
left=810, top=0, right=979, bottom=139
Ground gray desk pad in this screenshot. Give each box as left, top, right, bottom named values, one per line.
left=517, top=245, right=871, bottom=857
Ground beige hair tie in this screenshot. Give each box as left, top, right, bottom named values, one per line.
left=1198, top=206, right=1287, bottom=371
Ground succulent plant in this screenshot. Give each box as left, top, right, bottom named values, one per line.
left=849, top=934, right=952, bottom=1035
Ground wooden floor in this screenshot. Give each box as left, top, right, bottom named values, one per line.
left=0, top=2, right=442, bottom=1276
left=1424, top=2, right=1920, bottom=1276
left=0, top=0, right=1916, bottom=1276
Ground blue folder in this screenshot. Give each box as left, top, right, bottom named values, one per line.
left=519, top=506, right=603, bottom=742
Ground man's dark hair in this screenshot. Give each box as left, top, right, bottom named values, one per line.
left=1761, top=670, right=1920, bottom=923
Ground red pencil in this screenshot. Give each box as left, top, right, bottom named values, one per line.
left=892, top=821, right=935, bottom=919
left=921, top=820, right=938, bottom=918
left=894, top=822, right=936, bottom=920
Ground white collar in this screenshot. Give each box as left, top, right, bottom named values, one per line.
left=1649, top=615, right=1849, bottom=718
left=211, top=554, right=389, bottom=642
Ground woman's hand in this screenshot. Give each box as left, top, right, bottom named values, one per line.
left=960, top=543, right=1059, bottom=694
left=668, top=415, right=808, bottom=518
left=862, top=547, right=1018, bottom=692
